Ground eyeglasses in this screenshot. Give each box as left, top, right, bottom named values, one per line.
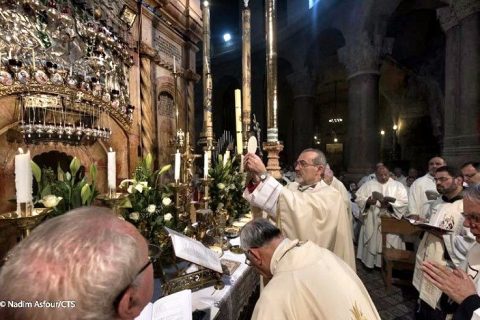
left=294, top=160, right=318, bottom=168
left=464, top=173, right=479, bottom=179
left=114, top=244, right=160, bottom=308
left=461, top=212, right=480, bottom=224
left=434, top=177, right=452, bottom=183
left=244, top=248, right=257, bottom=266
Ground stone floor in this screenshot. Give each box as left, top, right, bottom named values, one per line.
left=356, top=260, right=418, bottom=320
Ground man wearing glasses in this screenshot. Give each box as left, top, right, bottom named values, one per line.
left=420, top=184, right=480, bottom=320
left=0, top=207, right=154, bottom=320
left=243, top=148, right=355, bottom=270
left=413, top=166, right=475, bottom=319
left=241, top=218, right=380, bottom=320
left=461, top=162, right=480, bottom=188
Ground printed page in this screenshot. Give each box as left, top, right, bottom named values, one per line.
left=165, top=227, right=223, bottom=273
left=152, top=289, right=192, bottom=320
left=134, top=302, right=153, bottom=320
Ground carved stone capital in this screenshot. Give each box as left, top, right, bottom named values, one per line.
left=438, top=0, right=480, bottom=32
left=453, top=0, right=480, bottom=21
left=183, top=69, right=201, bottom=82
left=339, top=32, right=387, bottom=79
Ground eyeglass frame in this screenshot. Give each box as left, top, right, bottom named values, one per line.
left=113, top=245, right=160, bottom=309
left=461, top=212, right=480, bottom=224
left=244, top=248, right=258, bottom=266
left=293, top=160, right=320, bottom=168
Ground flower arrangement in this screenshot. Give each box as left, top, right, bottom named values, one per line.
left=31, top=157, right=98, bottom=215
left=119, top=153, right=177, bottom=246
left=209, top=155, right=250, bottom=221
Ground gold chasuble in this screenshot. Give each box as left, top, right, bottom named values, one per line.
left=252, top=239, right=380, bottom=320
left=244, top=177, right=356, bottom=271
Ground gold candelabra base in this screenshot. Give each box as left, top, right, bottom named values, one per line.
left=0, top=208, right=51, bottom=239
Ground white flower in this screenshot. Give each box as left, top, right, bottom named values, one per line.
left=40, top=195, right=63, bottom=208
left=217, top=183, right=225, bottom=190
left=119, top=179, right=135, bottom=188
left=127, top=185, right=135, bottom=194
left=147, top=204, right=156, bottom=213
left=129, top=212, right=140, bottom=221
left=162, top=197, right=172, bottom=206
left=135, top=181, right=148, bottom=193
left=164, top=213, right=173, bottom=222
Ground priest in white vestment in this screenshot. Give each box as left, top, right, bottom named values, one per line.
left=420, top=185, right=480, bottom=320
left=408, top=156, right=446, bottom=219
left=240, top=218, right=380, bottom=320
left=413, top=166, right=475, bottom=316
left=243, top=149, right=356, bottom=270
left=356, top=165, right=408, bottom=268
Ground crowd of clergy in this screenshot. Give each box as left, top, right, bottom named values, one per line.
left=1, top=147, right=480, bottom=320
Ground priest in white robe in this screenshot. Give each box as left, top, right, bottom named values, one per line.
left=408, top=156, right=446, bottom=219
left=420, top=184, right=480, bottom=320
left=243, top=149, right=356, bottom=270
left=356, top=165, right=408, bottom=268
left=241, top=218, right=380, bottom=320
left=413, top=166, right=475, bottom=316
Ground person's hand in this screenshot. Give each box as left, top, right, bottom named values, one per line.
left=421, top=261, right=477, bottom=304
left=366, top=197, right=376, bottom=205
left=244, top=153, right=267, bottom=175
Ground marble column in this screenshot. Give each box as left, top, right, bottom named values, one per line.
left=140, top=43, right=157, bottom=157
left=286, top=69, right=315, bottom=158
left=339, top=32, right=383, bottom=176
left=438, top=1, right=480, bottom=165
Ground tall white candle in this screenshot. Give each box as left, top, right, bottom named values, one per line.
left=173, top=56, right=176, bottom=73
left=15, top=148, right=33, bottom=203
left=203, top=151, right=209, bottom=178
left=234, top=89, right=243, bottom=153
left=174, top=149, right=181, bottom=181
left=107, top=147, right=116, bottom=189
left=223, top=150, right=230, bottom=166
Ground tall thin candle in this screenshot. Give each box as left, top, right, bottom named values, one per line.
left=107, top=147, right=116, bottom=190
left=174, top=149, right=181, bottom=181
left=234, top=89, right=243, bottom=153
left=15, top=148, right=32, bottom=203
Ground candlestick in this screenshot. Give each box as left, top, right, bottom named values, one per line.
left=70, top=65, right=73, bottom=76
left=107, top=147, right=116, bottom=190
left=32, top=49, right=35, bottom=69
left=234, top=89, right=243, bottom=153
left=15, top=148, right=33, bottom=204
left=174, top=149, right=181, bottom=181
left=8, top=48, right=12, bottom=59
left=204, top=150, right=209, bottom=178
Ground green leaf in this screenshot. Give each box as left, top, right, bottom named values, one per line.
left=31, top=161, right=41, bottom=184
left=158, top=164, right=172, bottom=175
left=69, top=157, right=81, bottom=177
left=40, top=185, right=52, bottom=198
left=81, top=183, right=91, bottom=205
left=89, top=163, right=97, bottom=183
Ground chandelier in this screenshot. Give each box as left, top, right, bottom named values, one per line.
left=0, top=0, right=135, bottom=146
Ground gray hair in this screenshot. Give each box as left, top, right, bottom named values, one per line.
left=240, top=218, right=282, bottom=250
left=0, top=207, right=144, bottom=320
left=301, top=148, right=327, bottom=166
left=464, top=184, right=480, bottom=205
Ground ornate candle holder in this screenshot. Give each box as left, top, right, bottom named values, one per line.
left=173, top=181, right=190, bottom=225
left=97, top=192, right=128, bottom=216
left=200, top=177, right=212, bottom=209
left=0, top=208, right=51, bottom=239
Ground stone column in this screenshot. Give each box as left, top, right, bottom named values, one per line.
left=242, top=1, right=252, bottom=149
left=140, top=43, right=157, bottom=157
left=339, top=32, right=383, bottom=176
left=438, top=1, right=480, bottom=165
left=286, top=69, right=315, bottom=157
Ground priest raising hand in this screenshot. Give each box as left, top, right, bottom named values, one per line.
left=242, top=148, right=356, bottom=271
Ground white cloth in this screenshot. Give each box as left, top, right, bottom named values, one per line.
left=251, top=239, right=380, bottom=320
left=329, top=176, right=353, bottom=224
left=358, top=173, right=376, bottom=187
left=355, top=178, right=409, bottom=268
left=244, top=177, right=356, bottom=270
left=408, top=173, right=436, bottom=217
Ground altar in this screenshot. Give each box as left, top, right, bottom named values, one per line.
left=150, top=238, right=260, bottom=320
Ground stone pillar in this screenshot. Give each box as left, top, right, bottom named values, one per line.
left=286, top=69, right=315, bottom=157
left=140, top=43, right=156, bottom=157
left=438, top=1, right=480, bottom=165
left=339, top=32, right=383, bottom=176
left=242, top=1, right=252, bottom=149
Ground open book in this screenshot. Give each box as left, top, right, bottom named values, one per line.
left=135, top=289, right=192, bottom=320
left=404, top=218, right=452, bottom=233
left=371, top=191, right=396, bottom=203
left=425, top=190, right=440, bottom=201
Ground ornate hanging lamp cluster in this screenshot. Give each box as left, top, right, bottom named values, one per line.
left=0, top=0, right=136, bottom=145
